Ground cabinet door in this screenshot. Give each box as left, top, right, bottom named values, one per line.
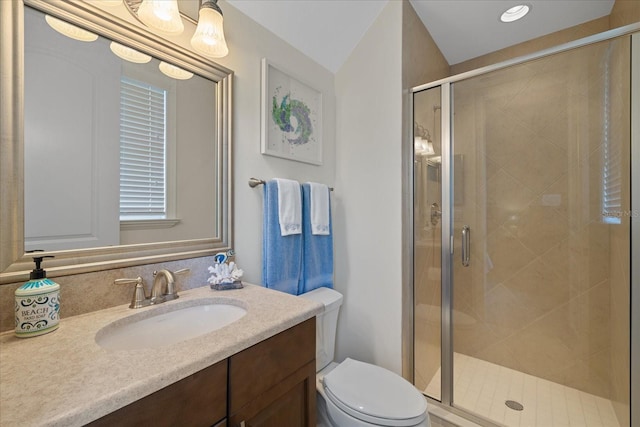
left=88, top=359, right=227, bottom=427
left=229, top=318, right=316, bottom=427
left=229, top=361, right=316, bottom=427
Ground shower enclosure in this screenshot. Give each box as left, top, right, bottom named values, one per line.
left=410, top=29, right=639, bottom=427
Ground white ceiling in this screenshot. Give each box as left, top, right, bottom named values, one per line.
left=224, top=0, right=615, bottom=73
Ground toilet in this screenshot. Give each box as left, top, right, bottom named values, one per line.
left=300, top=287, right=430, bottom=427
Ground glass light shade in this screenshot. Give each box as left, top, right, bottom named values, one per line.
left=110, top=42, right=152, bottom=63
left=190, top=7, right=229, bottom=58
left=45, top=15, right=98, bottom=42
left=159, top=61, right=193, bottom=80
left=425, top=141, right=435, bottom=155
left=137, top=0, right=184, bottom=35
left=99, top=0, right=123, bottom=6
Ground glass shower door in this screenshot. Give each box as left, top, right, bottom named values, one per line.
left=413, top=86, right=443, bottom=401
left=450, top=36, right=631, bottom=426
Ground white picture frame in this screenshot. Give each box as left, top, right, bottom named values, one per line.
left=260, top=58, right=323, bottom=165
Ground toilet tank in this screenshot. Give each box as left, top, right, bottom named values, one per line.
left=299, top=287, right=343, bottom=371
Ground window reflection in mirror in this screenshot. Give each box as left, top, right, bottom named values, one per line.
left=24, top=6, right=218, bottom=252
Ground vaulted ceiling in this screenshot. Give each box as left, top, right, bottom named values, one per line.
left=224, top=0, right=615, bottom=73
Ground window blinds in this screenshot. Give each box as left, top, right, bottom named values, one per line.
left=119, top=76, right=167, bottom=219
left=601, top=49, right=622, bottom=225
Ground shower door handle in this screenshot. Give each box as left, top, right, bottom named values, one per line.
left=461, top=225, right=470, bottom=267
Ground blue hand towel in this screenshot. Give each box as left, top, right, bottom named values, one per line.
left=299, top=183, right=334, bottom=294
left=262, top=180, right=303, bottom=295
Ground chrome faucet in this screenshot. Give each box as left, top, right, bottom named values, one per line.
left=151, top=268, right=190, bottom=304
left=115, top=268, right=189, bottom=309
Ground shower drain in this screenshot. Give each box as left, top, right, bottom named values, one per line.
left=505, top=400, right=524, bottom=411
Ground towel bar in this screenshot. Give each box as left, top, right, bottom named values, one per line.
left=248, top=177, right=334, bottom=191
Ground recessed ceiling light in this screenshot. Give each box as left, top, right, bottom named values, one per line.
left=500, top=4, right=530, bottom=23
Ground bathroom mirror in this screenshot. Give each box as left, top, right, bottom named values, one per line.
left=0, top=0, right=233, bottom=284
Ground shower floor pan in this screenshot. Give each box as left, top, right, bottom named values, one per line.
left=424, top=353, right=621, bottom=427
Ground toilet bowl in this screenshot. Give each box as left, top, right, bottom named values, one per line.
left=300, top=287, right=430, bottom=427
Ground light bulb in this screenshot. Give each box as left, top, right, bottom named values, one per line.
left=191, top=3, right=229, bottom=58
left=137, top=0, right=184, bottom=35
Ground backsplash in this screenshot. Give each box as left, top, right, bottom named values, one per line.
left=0, top=256, right=217, bottom=333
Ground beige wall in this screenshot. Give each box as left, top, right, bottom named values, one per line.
left=402, top=1, right=450, bottom=89
left=334, top=0, right=404, bottom=373
left=610, top=0, right=640, bottom=28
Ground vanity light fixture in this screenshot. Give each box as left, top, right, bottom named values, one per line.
left=45, top=15, right=98, bottom=42
left=109, top=42, right=152, bottom=63
left=159, top=61, right=194, bottom=80
left=138, top=0, right=184, bottom=35
left=500, top=4, right=531, bottom=22
left=125, top=0, right=184, bottom=35
left=190, top=0, right=229, bottom=58
left=124, top=0, right=229, bottom=58
left=415, top=139, right=435, bottom=156
left=414, top=122, right=435, bottom=157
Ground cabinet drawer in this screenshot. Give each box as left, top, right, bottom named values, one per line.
left=229, top=317, right=315, bottom=413
left=88, top=359, right=227, bottom=427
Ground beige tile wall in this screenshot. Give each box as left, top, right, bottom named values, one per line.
left=450, top=36, right=631, bottom=406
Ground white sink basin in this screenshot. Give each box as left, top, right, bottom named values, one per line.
left=96, top=299, right=247, bottom=351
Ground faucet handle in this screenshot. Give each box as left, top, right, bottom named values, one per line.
left=115, top=276, right=149, bottom=309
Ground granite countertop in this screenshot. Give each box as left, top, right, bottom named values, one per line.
left=0, top=283, right=322, bottom=427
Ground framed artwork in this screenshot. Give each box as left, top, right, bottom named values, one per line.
left=261, top=58, right=323, bottom=165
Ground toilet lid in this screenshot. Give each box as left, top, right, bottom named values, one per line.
left=323, top=358, right=427, bottom=426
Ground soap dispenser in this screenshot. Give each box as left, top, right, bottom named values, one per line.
left=15, top=255, right=61, bottom=338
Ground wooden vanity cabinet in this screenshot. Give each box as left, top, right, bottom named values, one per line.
left=87, top=359, right=227, bottom=427
left=88, top=318, right=316, bottom=427
left=228, top=317, right=316, bottom=427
